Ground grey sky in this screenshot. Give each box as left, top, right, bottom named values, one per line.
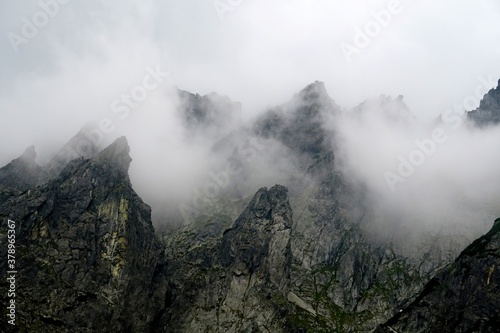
left=1, top=0, right=500, bottom=162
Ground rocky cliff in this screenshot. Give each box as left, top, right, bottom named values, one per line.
left=375, top=219, right=500, bottom=332
left=0, top=137, right=167, bottom=332
left=158, top=185, right=294, bottom=332
left=1, top=81, right=499, bottom=332
left=160, top=81, right=436, bottom=332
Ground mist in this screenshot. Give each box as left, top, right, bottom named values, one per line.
left=1, top=0, right=500, bottom=240
left=331, top=93, right=500, bottom=250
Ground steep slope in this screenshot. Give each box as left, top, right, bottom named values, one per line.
left=283, top=176, right=429, bottom=332
left=159, top=185, right=295, bottom=332
left=0, top=137, right=167, bottom=332
left=467, top=79, right=500, bottom=127
left=375, top=218, right=500, bottom=333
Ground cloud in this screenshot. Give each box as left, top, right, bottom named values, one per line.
left=331, top=92, right=500, bottom=249
left=1, top=0, right=500, bottom=239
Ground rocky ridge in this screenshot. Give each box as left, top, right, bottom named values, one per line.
left=376, top=219, right=500, bottom=332
left=0, top=137, right=166, bottom=332
left=1, top=80, right=499, bottom=332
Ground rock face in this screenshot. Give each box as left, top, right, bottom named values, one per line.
left=163, top=82, right=433, bottom=332
left=0, top=137, right=166, bottom=333
left=467, top=79, right=500, bottom=127
left=1, top=81, right=499, bottom=332
left=375, top=218, right=500, bottom=333
left=159, top=185, right=295, bottom=332
left=157, top=81, right=446, bottom=332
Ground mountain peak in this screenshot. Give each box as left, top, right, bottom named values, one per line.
left=0, top=139, right=161, bottom=332
left=221, top=184, right=292, bottom=290
left=297, top=81, right=330, bottom=102
left=352, top=94, right=415, bottom=125
left=235, top=184, right=291, bottom=224
left=176, top=88, right=242, bottom=142
left=46, top=124, right=101, bottom=177
left=94, top=136, right=131, bottom=173
left=0, top=145, right=45, bottom=191
left=20, top=145, right=37, bottom=164
left=292, top=81, right=340, bottom=118
left=467, top=78, right=500, bottom=127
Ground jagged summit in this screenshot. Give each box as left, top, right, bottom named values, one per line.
left=164, top=184, right=294, bottom=331
left=351, top=94, right=415, bottom=125
left=467, top=79, right=500, bottom=127
left=232, top=184, right=291, bottom=228
left=0, top=145, right=46, bottom=191
left=46, top=123, right=101, bottom=177
left=292, top=81, right=340, bottom=115
left=2, top=81, right=500, bottom=332
left=253, top=82, right=339, bottom=165
left=0, top=134, right=162, bottom=332
left=176, top=88, right=242, bottom=141
left=19, top=145, right=37, bottom=164
left=296, top=81, right=331, bottom=102
left=0, top=131, right=131, bottom=194
left=93, top=136, right=131, bottom=173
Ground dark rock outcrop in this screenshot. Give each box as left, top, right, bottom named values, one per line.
left=171, top=82, right=432, bottom=332
left=0, top=137, right=166, bottom=333
left=221, top=185, right=292, bottom=289
left=376, top=218, right=500, bottom=333
left=467, top=79, right=500, bottom=127
left=1, top=81, right=497, bottom=332
left=159, top=185, right=294, bottom=332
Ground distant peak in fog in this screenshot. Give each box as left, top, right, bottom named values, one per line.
left=350, top=94, right=416, bottom=126
left=467, top=78, right=500, bottom=127
left=296, top=81, right=330, bottom=100
left=0, top=145, right=45, bottom=191
left=176, top=87, right=242, bottom=143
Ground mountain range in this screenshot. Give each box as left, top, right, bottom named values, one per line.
left=1, top=80, right=500, bottom=332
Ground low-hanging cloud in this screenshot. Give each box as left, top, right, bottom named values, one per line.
left=1, top=0, right=500, bottom=243
left=330, top=89, right=500, bottom=250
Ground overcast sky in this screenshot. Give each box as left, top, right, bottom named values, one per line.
left=1, top=0, right=500, bottom=162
